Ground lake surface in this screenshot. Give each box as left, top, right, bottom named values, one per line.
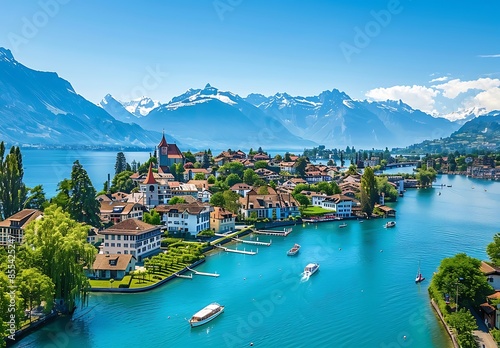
left=22, top=149, right=151, bottom=198
left=14, top=172, right=500, bottom=347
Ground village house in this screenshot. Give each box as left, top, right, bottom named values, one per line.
left=156, top=202, right=212, bottom=236
left=183, top=168, right=211, bottom=181
left=100, top=219, right=162, bottom=262
left=210, top=207, right=236, bottom=233
left=254, top=168, right=280, bottom=181
left=479, top=261, right=500, bottom=329
left=239, top=190, right=299, bottom=220
left=99, top=201, right=146, bottom=224
left=279, top=161, right=297, bottom=174
left=231, top=183, right=253, bottom=197
left=0, top=209, right=43, bottom=246
left=88, top=254, right=136, bottom=280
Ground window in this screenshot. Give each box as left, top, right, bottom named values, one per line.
left=111, top=243, right=115, bottom=247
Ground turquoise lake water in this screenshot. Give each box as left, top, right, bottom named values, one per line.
left=13, top=170, right=500, bottom=347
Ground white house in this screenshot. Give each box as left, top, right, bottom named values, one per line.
left=320, top=194, right=354, bottom=218
left=156, top=202, right=212, bottom=236
left=101, top=219, right=162, bottom=262
left=231, top=183, right=253, bottom=197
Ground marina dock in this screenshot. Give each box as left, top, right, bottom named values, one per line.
left=214, top=244, right=258, bottom=255
left=232, top=237, right=272, bottom=246
left=186, top=267, right=220, bottom=277
left=174, top=273, right=193, bottom=279
left=253, top=228, right=292, bottom=237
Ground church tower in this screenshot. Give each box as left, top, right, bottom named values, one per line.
left=142, top=162, right=158, bottom=207
left=157, top=131, right=184, bottom=173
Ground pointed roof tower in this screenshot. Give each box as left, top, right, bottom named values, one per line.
left=158, top=130, right=168, bottom=148
left=143, top=162, right=157, bottom=184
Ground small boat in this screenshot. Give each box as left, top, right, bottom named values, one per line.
left=287, top=243, right=301, bottom=256
left=339, top=223, right=347, bottom=228
left=385, top=221, right=396, bottom=228
left=189, top=303, right=224, bottom=327
left=303, top=263, right=320, bottom=277
left=415, top=262, right=425, bottom=283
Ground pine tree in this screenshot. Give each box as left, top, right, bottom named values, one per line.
left=68, top=160, right=101, bottom=227
left=115, top=152, right=128, bottom=175
left=0, top=143, right=27, bottom=219
left=360, top=166, right=378, bottom=217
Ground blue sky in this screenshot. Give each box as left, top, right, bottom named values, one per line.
left=1, top=0, right=500, bottom=119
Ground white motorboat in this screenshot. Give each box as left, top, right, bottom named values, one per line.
left=189, top=302, right=224, bottom=327
left=385, top=221, right=396, bottom=228
left=303, top=263, right=320, bottom=277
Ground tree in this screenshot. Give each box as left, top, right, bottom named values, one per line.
left=340, top=151, right=345, bottom=167
left=194, top=173, right=205, bottom=180
left=137, top=157, right=157, bottom=174
left=294, top=193, right=310, bottom=207
left=316, top=181, right=333, bottom=196
left=257, top=186, right=269, bottom=195
left=111, top=170, right=135, bottom=193
left=346, top=164, right=358, bottom=176
left=274, top=154, right=283, bottom=162
left=207, top=174, right=216, bottom=184
left=210, top=192, right=225, bottom=207
left=114, top=152, right=128, bottom=175
left=183, top=151, right=196, bottom=164
left=16, top=268, right=55, bottom=321
left=487, top=233, right=500, bottom=266
left=67, top=161, right=101, bottom=228
left=284, top=152, right=292, bottom=162
left=51, top=178, right=71, bottom=209
left=222, top=190, right=240, bottom=214
left=432, top=253, right=492, bottom=308
left=376, top=177, right=398, bottom=202
left=360, top=166, right=378, bottom=217
left=447, top=309, right=478, bottom=348
left=243, top=168, right=259, bottom=185
left=225, top=173, right=242, bottom=187
left=0, top=143, right=27, bottom=219
left=23, top=205, right=97, bottom=313
left=143, top=209, right=161, bottom=225
left=254, top=161, right=268, bottom=169
left=24, top=185, right=47, bottom=210
left=416, top=168, right=437, bottom=187
left=295, top=157, right=307, bottom=178
left=168, top=197, right=186, bottom=205
left=269, top=181, right=277, bottom=190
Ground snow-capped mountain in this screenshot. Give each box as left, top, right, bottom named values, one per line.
left=0, top=47, right=163, bottom=147
left=99, top=94, right=137, bottom=124
left=137, top=84, right=316, bottom=150
left=121, top=96, right=160, bottom=117
left=443, top=106, right=488, bottom=125
left=246, top=91, right=459, bottom=148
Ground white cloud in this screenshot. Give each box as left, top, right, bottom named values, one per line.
left=466, top=87, right=500, bottom=112
left=365, top=85, right=439, bottom=113
left=478, top=54, right=500, bottom=58
left=429, top=76, right=448, bottom=83
left=433, top=78, right=500, bottom=99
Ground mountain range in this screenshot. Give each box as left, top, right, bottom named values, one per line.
left=0, top=48, right=164, bottom=148
left=1, top=46, right=498, bottom=151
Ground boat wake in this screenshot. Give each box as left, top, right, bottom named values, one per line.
left=300, top=273, right=310, bottom=282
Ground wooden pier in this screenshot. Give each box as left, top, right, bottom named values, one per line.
left=214, top=244, right=258, bottom=255
left=232, top=237, right=272, bottom=246
left=186, top=267, right=220, bottom=277
left=253, top=228, right=292, bottom=237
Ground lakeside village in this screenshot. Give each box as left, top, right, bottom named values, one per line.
left=3, top=138, right=500, bottom=346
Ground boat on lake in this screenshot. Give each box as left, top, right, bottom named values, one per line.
left=189, top=303, right=224, bottom=327
left=287, top=243, right=301, bottom=256
left=415, top=262, right=425, bottom=283
left=304, top=263, right=320, bottom=277
left=339, top=223, right=347, bottom=228
left=385, top=221, right=396, bottom=228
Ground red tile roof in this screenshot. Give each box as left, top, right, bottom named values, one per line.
left=143, top=163, right=157, bottom=185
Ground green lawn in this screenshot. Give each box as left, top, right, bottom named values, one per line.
left=301, top=206, right=334, bottom=217
left=88, top=275, right=132, bottom=288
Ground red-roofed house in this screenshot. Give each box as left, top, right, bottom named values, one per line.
left=0, top=209, right=43, bottom=245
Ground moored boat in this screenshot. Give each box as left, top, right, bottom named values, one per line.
left=287, top=243, right=301, bottom=256
left=385, top=221, right=396, bottom=228
left=303, top=263, right=320, bottom=277
left=415, top=262, right=425, bottom=283
left=339, top=223, right=347, bottom=228
left=189, top=303, right=224, bottom=327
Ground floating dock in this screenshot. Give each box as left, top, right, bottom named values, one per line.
left=232, top=237, right=272, bottom=246
left=186, top=267, right=220, bottom=277
left=174, top=273, right=193, bottom=279
left=214, top=244, right=258, bottom=255
left=253, top=228, right=292, bottom=237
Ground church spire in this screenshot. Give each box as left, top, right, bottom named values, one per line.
left=143, top=162, right=157, bottom=184
left=158, top=130, right=168, bottom=148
